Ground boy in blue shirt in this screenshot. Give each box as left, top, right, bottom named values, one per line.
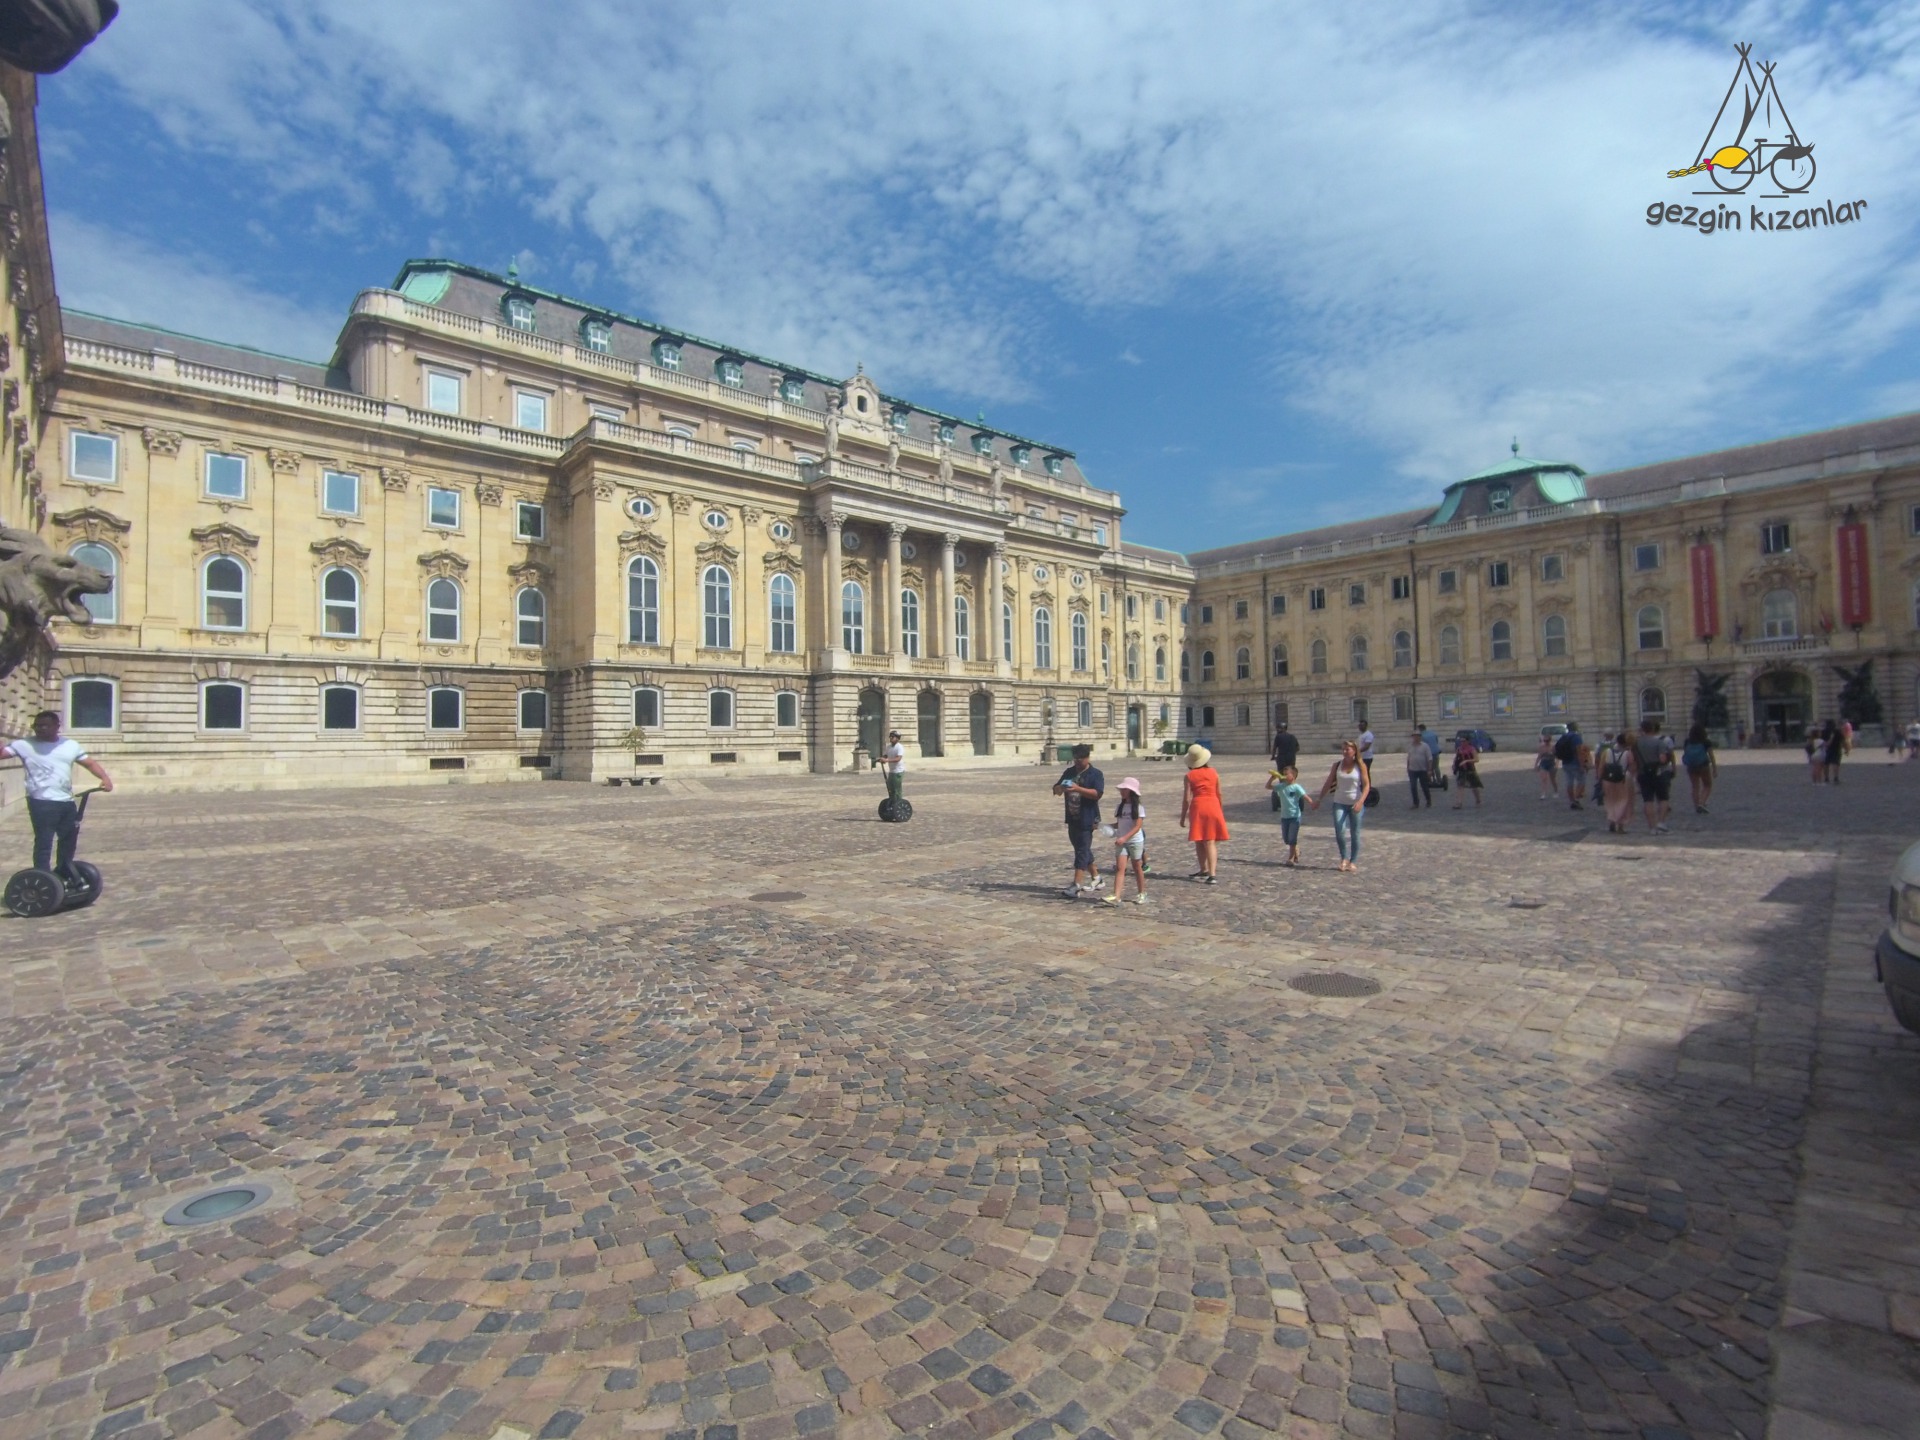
left=1265, top=765, right=1317, bottom=867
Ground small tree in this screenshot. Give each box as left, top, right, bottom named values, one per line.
left=1834, top=660, right=1885, bottom=726
left=1690, top=670, right=1731, bottom=731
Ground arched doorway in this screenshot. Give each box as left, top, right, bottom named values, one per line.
left=1126, top=704, right=1142, bottom=749
left=969, top=691, right=992, bottom=755
left=1752, top=668, right=1811, bottom=742
left=917, top=689, right=943, bottom=757
left=857, top=687, right=887, bottom=759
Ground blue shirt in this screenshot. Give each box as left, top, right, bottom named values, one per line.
left=1058, top=764, right=1105, bottom=825
left=1273, top=782, right=1310, bottom=821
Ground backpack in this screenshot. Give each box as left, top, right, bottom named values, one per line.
left=1552, top=733, right=1577, bottom=764
left=1682, top=740, right=1710, bottom=770
left=1601, top=746, right=1627, bottom=784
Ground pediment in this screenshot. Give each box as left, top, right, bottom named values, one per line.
left=50, top=506, right=131, bottom=542
left=311, top=537, right=372, bottom=566
left=189, top=522, right=259, bottom=555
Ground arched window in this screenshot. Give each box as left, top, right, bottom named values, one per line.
left=427, top=686, right=464, bottom=731
left=775, top=691, right=800, bottom=727
left=1309, top=639, right=1327, bottom=675
left=1392, top=630, right=1412, bottom=669
left=1636, top=605, right=1664, bottom=650
left=1271, top=642, right=1289, bottom=678
left=1002, top=601, right=1013, bottom=662
left=202, top=555, right=247, bottom=630
left=628, top=556, right=660, bottom=645
left=1438, top=624, right=1461, bottom=666
left=516, top=587, right=546, bottom=647
left=426, top=577, right=461, bottom=642
left=321, top=684, right=359, bottom=731
left=768, top=572, right=797, bottom=653
left=702, top=565, right=733, bottom=649
left=1762, top=588, right=1798, bottom=639
left=1158, top=701, right=1170, bottom=724
left=518, top=689, right=549, bottom=731
left=1100, top=640, right=1110, bottom=677
left=1070, top=611, right=1089, bottom=671
left=1640, top=686, right=1667, bottom=724
left=1034, top=607, right=1054, bottom=669
left=70, top=542, right=117, bottom=623
left=201, top=680, right=245, bottom=730
left=954, top=594, right=971, bottom=659
left=633, top=686, right=662, bottom=728
left=1077, top=697, right=1092, bottom=728
left=321, top=567, right=360, bottom=636
left=1489, top=620, right=1512, bottom=662
left=1235, top=646, right=1251, bottom=680
left=1200, top=649, right=1216, bottom=681
left=708, top=689, right=735, bottom=727
left=900, top=588, right=921, bottom=658
left=1126, top=642, right=1140, bottom=682
left=1180, top=650, right=1191, bottom=683
left=1349, top=635, right=1369, bottom=671
left=842, top=580, right=865, bottom=653
left=1155, top=646, right=1167, bottom=681
left=1542, top=614, right=1568, bottom=657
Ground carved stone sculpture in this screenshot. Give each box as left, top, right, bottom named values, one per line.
left=0, top=0, right=119, bottom=73
left=0, top=524, right=110, bottom=678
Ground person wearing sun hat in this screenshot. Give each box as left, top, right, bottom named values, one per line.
left=1102, top=776, right=1150, bottom=906
left=1177, top=743, right=1229, bottom=883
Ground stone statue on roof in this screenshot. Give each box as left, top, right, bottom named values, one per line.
left=0, top=0, right=119, bottom=74
left=0, top=524, right=110, bottom=679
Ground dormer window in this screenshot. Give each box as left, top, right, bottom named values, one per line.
left=716, top=357, right=745, bottom=388
left=652, top=339, right=682, bottom=371
left=503, top=296, right=536, bottom=332
left=780, top=377, right=806, bottom=405
left=937, top=421, right=956, bottom=445
left=971, top=433, right=994, bottom=457
left=1487, top=484, right=1513, bottom=514
left=581, top=318, right=611, bottom=353
left=1044, top=454, right=1064, bottom=477
left=1010, top=444, right=1031, bottom=467
left=889, top=408, right=910, bottom=434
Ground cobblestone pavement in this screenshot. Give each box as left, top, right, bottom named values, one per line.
left=0, top=751, right=1915, bottom=1440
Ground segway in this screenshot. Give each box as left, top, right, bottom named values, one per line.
left=4, top=790, right=104, bottom=918
left=878, top=795, right=913, bottom=823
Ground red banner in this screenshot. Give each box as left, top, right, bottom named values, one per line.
left=1689, top=543, right=1719, bottom=640
left=1837, top=522, right=1871, bottom=628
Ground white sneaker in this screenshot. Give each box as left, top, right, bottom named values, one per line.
left=1133, top=893, right=1152, bottom=905
left=1100, top=894, right=1120, bottom=907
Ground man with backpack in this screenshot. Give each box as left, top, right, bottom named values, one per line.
left=1553, top=722, right=1585, bottom=810
left=1631, top=719, right=1676, bottom=834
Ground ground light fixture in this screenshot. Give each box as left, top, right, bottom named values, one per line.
left=161, top=1182, right=273, bottom=1227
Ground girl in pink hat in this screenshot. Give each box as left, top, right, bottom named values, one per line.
left=1102, top=777, right=1150, bottom=906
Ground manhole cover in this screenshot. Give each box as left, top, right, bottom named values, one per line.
left=163, top=1182, right=273, bottom=1227
left=1288, top=972, right=1381, bottom=998
left=1509, top=899, right=1547, bottom=910
left=749, top=891, right=806, bottom=903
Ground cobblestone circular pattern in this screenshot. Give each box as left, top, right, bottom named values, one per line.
left=0, top=903, right=1800, bottom=1440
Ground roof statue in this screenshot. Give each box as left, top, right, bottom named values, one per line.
left=0, top=0, right=118, bottom=73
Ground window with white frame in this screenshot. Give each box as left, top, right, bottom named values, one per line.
left=425, top=369, right=463, bottom=414
left=1640, top=686, right=1667, bottom=724
left=589, top=402, right=624, bottom=424
left=514, top=391, right=549, bottom=433
left=1393, top=694, right=1414, bottom=723
left=205, top=452, right=246, bottom=500
left=504, top=296, right=536, bottom=331
left=201, top=681, right=244, bottom=730
left=1070, top=611, right=1088, bottom=671
left=321, top=567, right=360, bottom=636
left=1438, top=624, right=1461, bottom=665
left=322, top=469, right=360, bottom=516
left=702, top=565, right=732, bottom=649
left=1309, top=639, right=1327, bottom=675
left=516, top=586, right=546, bottom=647
left=515, top=501, right=545, bottom=541
left=716, top=358, right=744, bottom=388
left=427, top=686, right=463, bottom=731
left=652, top=339, right=681, bottom=370
left=69, top=429, right=117, bottom=483
left=971, top=432, right=993, bottom=457
left=67, top=677, right=115, bottom=730
left=1271, top=642, right=1289, bottom=677
left=69, top=543, right=116, bottom=623
left=1636, top=605, right=1665, bottom=649
left=889, top=409, right=910, bottom=434
left=1126, top=641, right=1139, bottom=681
left=775, top=690, right=800, bottom=728
left=1542, top=614, right=1568, bottom=656
left=1236, top=645, right=1251, bottom=680
left=426, top=577, right=461, bottom=642
left=900, top=588, right=921, bottom=658
left=768, top=572, right=797, bottom=653
left=1155, top=645, right=1167, bottom=681
left=1351, top=697, right=1369, bottom=727
left=1308, top=587, right=1326, bottom=611
left=1762, top=588, right=1798, bottom=638
left=518, top=688, right=549, bottom=731
left=427, top=487, right=460, bottom=529
left=1033, top=607, right=1053, bottom=669
left=1154, top=597, right=1167, bottom=621
left=1487, top=561, right=1511, bottom=588
left=1350, top=634, right=1369, bottom=671
left=708, top=688, right=735, bottom=726
left=202, top=555, right=247, bottom=630
left=1200, top=649, right=1215, bottom=681
left=1489, top=619, right=1513, bottom=661
left=582, top=318, right=611, bottom=353
left=1076, top=697, right=1092, bottom=728
left=1761, top=521, right=1792, bottom=555
left=954, top=594, right=971, bottom=660
left=842, top=581, right=866, bottom=654
left=1487, top=484, right=1512, bottom=514
left=780, top=377, right=806, bottom=405
left=321, top=684, right=359, bottom=731
left=1391, top=629, right=1412, bottom=668
left=1181, top=650, right=1192, bottom=683
left=1391, top=575, right=1412, bottom=601
left=628, top=556, right=660, bottom=644
left=633, top=686, right=662, bottom=728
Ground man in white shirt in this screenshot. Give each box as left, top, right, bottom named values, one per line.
left=3, top=710, right=113, bottom=880
left=880, top=729, right=906, bottom=805
left=1357, top=725, right=1376, bottom=781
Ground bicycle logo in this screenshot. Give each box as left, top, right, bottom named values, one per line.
left=1667, top=43, right=1814, bottom=195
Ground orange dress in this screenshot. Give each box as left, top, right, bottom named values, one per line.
left=1184, top=766, right=1230, bottom=842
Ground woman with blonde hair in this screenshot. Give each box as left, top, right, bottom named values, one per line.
left=1319, top=739, right=1372, bottom=872
left=1178, top=744, right=1229, bottom=884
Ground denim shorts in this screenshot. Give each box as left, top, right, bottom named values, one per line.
left=1280, top=817, right=1301, bottom=845
left=1116, top=833, right=1145, bottom=860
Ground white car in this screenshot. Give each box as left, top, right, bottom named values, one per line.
left=1875, top=840, right=1920, bottom=1034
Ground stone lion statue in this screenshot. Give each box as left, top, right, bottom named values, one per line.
left=0, top=524, right=111, bottom=679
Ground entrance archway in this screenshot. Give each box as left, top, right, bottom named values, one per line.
left=969, top=692, right=992, bottom=755
left=857, top=687, right=887, bottom=759
left=1752, top=668, right=1811, bottom=743
left=916, top=689, right=943, bottom=757
left=1126, top=705, right=1143, bottom=749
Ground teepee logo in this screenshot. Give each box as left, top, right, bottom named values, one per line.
left=1647, top=44, right=1865, bottom=234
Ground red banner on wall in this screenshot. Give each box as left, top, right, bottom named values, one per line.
left=1689, top=543, right=1719, bottom=640
left=1837, top=522, right=1872, bottom=628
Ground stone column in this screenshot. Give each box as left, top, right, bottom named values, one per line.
left=940, top=533, right=959, bottom=660
left=987, top=544, right=1006, bottom=667
left=824, top=512, right=845, bottom=654
left=886, top=523, right=905, bottom=658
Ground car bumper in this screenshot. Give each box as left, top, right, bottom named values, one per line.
left=1874, top=929, right=1920, bottom=997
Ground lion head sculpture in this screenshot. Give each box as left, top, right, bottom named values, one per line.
left=0, top=524, right=114, bottom=679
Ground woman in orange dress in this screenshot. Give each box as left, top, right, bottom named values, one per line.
left=1178, top=744, right=1230, bottom=883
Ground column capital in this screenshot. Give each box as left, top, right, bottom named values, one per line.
left=941, top=531, right=960, bottom=550
left=887, top=521, right=907, bottom=540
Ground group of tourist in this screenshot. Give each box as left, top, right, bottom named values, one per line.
left=1526, top=719, right=1719, bottom=833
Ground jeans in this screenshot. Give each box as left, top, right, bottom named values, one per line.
left=1562, top=763, right=1585, bottom=799
left=1407, top=771, right=1430, bottom=805
left=1068, top=823, right=1098, bottom=872
left=884, top=770, right=904, bottom=802
left=26, top=798, right=78, bottom=875
left=1280, top=817, right=1300, bottom=846
left=1332, top=802, right=1362, bottom=862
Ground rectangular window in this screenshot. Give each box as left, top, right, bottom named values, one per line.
left=1633, top=542, right=1661, bottom=571
left=1234, top=599, right=1249, bottom=621
left=425, top=370, right=463, bottom=414
left=70, top=430, right=117, bottom=483
left=518, top=689, right=549, bottom=731
left=1390, top=576, right=1411, bottom=601
left=514, top=390, right=549, bottom=432
left=427, top=487, right=460, bottom=529
left=1201, top=705, right=1216, bottom=729
left=1761, top=521, right=1792, bottom=555
left=1351, top=698, right=1369, bottom=727
left=515, top=501, right=545, bottom=541
left=1154, top=597, right=1167, bottom=621
left=1308, top=587, right=1326, bottom=611
left=1540, top=553, right=1564, bottom=582
left=1094, top=525, right=1108, bottom=547
left=1911, top=503, right=1920, bottom=538
left=428, top=688, right=463, bottom=731
left=322, top=686, right=359, bottom=730
left=1487, top=561, right=1511, bottom=588
left=1347, top=582, right=1366, bottom=607
left=1180, top=603, right=1189, bottom=625
left=204, top=452, right=246, bottom=500
left=1437, top=569, right=1458, bottom=594
left=1270, top=593, right=1286, bottom=617
left=202, top=682, right=245, bottom=730
left=776, top=691, right=799, bottom=728
left=68, top=678, right=115, bottom=730
left=1491, top=690, right=1514, bottom=717
left=1274, top=702, right=1289, bottom=728
left=1309, top=697, right=1326, bottom=726
left=321, top=469, right=360, bottom=515
left=1235, top=703, right=1251, bottom=728
left=1200, top=604, right=1214, bottom=625
left=589, top=403, right=625, bottom=424
left=1393, top=694, right=1414, bottom=723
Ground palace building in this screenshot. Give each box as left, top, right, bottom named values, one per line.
left=5, top=76, right=1920, bottom=800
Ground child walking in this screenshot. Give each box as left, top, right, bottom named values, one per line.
left=1266, top=766, right=1317, bottom=866
left=1103, top=778, right=1150, bottom=906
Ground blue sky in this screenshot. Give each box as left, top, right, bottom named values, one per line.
left=34, top=0, right=1920, bottom=554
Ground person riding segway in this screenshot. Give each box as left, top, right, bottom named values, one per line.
left=877, top=729, right=912, bottom=822
left=4, top=709, right=113, bottom=917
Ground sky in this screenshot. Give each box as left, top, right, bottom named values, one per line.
left=33, top=0, right=1920, bottom=554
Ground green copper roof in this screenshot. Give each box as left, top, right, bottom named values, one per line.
left=1458, top=454, right=1586, bottom=484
